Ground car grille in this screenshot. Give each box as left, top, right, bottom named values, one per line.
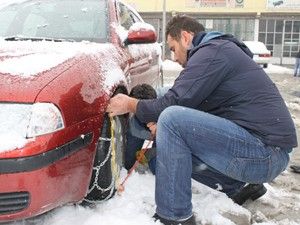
left=0, top=192, right=30, bottom=215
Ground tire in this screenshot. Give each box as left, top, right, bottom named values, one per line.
left=263, top=63, right=268, bottom=68
left=83, top=113, right=126, bottom=204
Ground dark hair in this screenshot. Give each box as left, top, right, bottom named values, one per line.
left=166, top=15, right=205, bottom=40
left=129, top=84, right=157, bottom=99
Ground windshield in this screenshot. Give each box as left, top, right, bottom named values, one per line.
left=0, top=0, right=108, bottom=43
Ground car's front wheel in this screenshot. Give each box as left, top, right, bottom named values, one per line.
left=263, top=63, right=268, bottom=68
left=83, top=113, right=125, bottom=204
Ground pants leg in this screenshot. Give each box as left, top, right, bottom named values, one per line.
left=155, top=106, right=290, bottom=220
left=191, top=156, right=245, bottom=196
left=294, top=58, right=300, bottom=76
left=125, top=129, right=145, bottom=170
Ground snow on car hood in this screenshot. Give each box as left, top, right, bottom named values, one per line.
left=0, top=41, right=127, bottom=153
left=0, top=40, right=126, bottom=102
left=0, top=40, right=112, bottom=77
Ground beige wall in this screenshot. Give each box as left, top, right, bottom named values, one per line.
left=124, top=0, right=300, bottom=14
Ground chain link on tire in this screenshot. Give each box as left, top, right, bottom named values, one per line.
left=83, top=114, right=125, bottom=204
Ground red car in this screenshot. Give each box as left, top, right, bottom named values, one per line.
left=0, top=0, right=161, bottom=222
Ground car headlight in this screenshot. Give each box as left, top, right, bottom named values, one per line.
left=0, top=103, right=64, bottom=152
left=26, top=103, right=64, bottom=138
left=0, top=103, right=32, bottom=151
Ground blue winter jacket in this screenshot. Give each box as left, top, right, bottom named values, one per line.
left=136, top=32, right=297, bottom=149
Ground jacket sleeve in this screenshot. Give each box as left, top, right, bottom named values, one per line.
left=136, top=42, right=232, bottom=123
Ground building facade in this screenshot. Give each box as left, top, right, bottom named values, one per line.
left=124, top=0, right=300, bottom=64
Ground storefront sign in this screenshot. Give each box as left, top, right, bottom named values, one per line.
left=267, top=0, right=300, bottom=8
left=186, top=0, right=244, bottom=8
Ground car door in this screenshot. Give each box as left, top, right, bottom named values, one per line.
left=116, top=2, right=161, bottom=89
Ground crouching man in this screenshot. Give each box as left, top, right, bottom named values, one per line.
left=107, top=15, right=297, bottom=225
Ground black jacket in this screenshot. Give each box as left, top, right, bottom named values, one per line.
left=136, top=32, right=297, bottom=149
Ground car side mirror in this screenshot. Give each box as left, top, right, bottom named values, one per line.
left=124, top=22, right=157, bottom=45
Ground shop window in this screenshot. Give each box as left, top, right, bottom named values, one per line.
left=259, top=19, right=266, bottom=32
left=293, top=21, right=300, bottom=33
left=258, top=33, right=266, bottom=43
left=275, top=33, right=282, bottom=44
left=285, top=21, right=292, bottom=32
left=266, top=33, right=274, bottom=44
left=267, top=20, right=275, bottom=32
left=275, top=20, right=283, bottom=32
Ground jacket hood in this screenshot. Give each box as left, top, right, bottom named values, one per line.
left=189, top=31, right=253, bottom=59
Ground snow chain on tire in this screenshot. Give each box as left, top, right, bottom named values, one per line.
left=83, top=114, right=124, bottom=204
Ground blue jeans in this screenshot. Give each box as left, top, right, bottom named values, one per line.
left=155, top=106, right=291, bottom=221
left=295, top=58, right=300, bottom=76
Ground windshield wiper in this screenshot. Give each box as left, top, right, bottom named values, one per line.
left=3, top=36, right=75, bottom=42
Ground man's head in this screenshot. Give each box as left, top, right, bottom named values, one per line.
left=166, top=15, right=205, bottom=67
left=129, top=84, right=157, bottom=100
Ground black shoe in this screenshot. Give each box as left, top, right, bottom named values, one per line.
left=231, top=184, right=267, bottom=205
left=290, top=165, right=300, bottom=174
left=153, top=213, right=196, bottom=225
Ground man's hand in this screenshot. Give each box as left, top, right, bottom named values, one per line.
left=147, top=122, right=157, bottom=137
left=106, top=93, right=138, bottom=117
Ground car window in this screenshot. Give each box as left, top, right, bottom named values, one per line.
left=118, top=3, right=136, bottom=30
left=0, top=10, right=17, bottom=35
left=0, top=0, right=108, bottom=43
left=129, top=11, right=142, bottom=23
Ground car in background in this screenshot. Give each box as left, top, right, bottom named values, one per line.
left=243, top=41, right=271, bottom=68
left=0, top=0, right=161, bottom=222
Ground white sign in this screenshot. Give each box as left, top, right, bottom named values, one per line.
left=267, top=0, right=300, bottom=8
left=186, top=0, right=244, bottom=8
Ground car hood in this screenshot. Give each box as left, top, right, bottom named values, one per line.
left=0, top=41, right=121, bottom=102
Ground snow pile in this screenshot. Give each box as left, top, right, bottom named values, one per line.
left=264, top=64, right=294, bottom=74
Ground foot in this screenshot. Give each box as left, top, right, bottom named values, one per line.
left=153, top=213, right=196, bottom=225
left=231, top=184, right=267, bottom=205
left=290, top=165, right=300, bottom=174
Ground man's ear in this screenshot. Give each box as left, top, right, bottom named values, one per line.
left=180, top=30, right=193, bottom=48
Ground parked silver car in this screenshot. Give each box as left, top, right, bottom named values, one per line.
left=243, top=41, right=271, bottom=68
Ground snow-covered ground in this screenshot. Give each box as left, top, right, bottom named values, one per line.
left=9, top=62, right=300, bottom=225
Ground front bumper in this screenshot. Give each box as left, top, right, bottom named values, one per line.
left=0, top=133, right=92, bottom=174
left=0, top=133, right=94, bottom=222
